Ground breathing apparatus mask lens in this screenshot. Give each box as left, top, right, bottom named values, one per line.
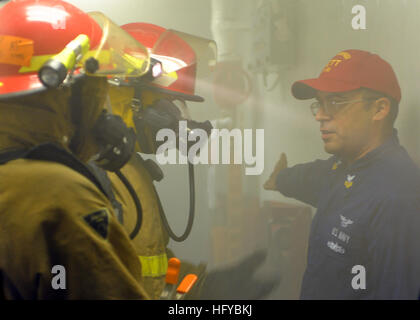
left=92, top=110, right=137, bottom=171
left=133, top=97, right=213, bottom=155
left=142, top=98, right=182, bottom=132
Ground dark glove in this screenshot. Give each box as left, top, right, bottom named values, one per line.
left=199, top=250, right=280, bottom=300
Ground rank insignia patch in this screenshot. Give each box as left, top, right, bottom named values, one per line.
left=344, top=180, right=353, bottom=189
left=83, top=209, right=109, bottom=239
left=344, top=174, right=356, bottom=189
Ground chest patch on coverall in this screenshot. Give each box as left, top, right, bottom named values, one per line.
left=83, top=209, right=110, bottom=239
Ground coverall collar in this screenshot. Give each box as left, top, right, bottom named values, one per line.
left=339, top=128, right=400, bottom=172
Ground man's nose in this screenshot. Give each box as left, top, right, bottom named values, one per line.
left=315, top=106, right=331, bottom=122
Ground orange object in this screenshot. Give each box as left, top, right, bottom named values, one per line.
left=176, top=274, right=198, bottom=294
left=165, top=257, right=181, bottom=285
left=0, top=36, right=34, bottom=67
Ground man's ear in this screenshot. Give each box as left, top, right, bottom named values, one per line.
left=372, top=97, right=391, bottom=121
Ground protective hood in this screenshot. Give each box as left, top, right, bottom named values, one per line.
left=0, top=86, right=74, bottom=152
left=69, top=76, right=109, bottom=162
left=0, top=76, right=108, bottom=162
left=108, top=85, right=156, bottom=154
left=108, top=85, right=136, bottom=130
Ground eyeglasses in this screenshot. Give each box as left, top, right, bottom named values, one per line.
left=310, top=98, right=377, bottom=117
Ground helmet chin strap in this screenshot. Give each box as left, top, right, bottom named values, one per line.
left=105, top=94, right=113, bottom=113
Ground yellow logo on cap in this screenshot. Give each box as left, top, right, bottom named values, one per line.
left=323, top=51, right=352, bottom=73
left=0, top=82, right=3, bottom=87
left=337, top=52, right=352, bottom=59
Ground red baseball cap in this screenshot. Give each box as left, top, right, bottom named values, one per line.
left=291, top=49, right=401, bottom=103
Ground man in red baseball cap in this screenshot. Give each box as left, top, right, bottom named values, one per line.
left=292, top=49, right=401, bottom=161
left=265, top=49, right=420, bottom=299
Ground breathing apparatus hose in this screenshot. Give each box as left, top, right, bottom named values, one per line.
left=115, top=169, right=143, bottom=239
left=115, top=162, right=195, bottom=242
left=158, top=162, right=195, bottom=242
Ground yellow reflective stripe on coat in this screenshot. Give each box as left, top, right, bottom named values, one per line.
left=139, top=253, right=168, bottom=277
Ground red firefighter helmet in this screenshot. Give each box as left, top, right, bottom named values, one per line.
left=0, top=0, right=149, bottom=100
left=121, top=22, right=217, bottom=102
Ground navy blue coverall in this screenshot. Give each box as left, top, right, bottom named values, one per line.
left=276, top=132, right=420, bottom=299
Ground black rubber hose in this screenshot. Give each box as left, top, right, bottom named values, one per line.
left=158, top=162, right=195, bottom=242
left=115, top=169, right=143, bottom=239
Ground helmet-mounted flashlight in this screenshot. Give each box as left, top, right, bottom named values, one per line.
left=38, top=34, right=90, bottom=88
left=144, top=57, right=163, bottom=81
left=151, top=59, right=163, bottom=78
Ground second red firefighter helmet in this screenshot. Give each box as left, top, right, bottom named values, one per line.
left=121, top=22, right=217, bottom=102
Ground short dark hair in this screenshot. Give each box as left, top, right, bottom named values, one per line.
left=360, top=88, right=399, bottom=126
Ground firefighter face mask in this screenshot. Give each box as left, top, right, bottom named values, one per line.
left=132, top=89, right=213, bottom=155
left=108, top=86, right=212, bottom=157
left=108, top=86, right=173, bottom=154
